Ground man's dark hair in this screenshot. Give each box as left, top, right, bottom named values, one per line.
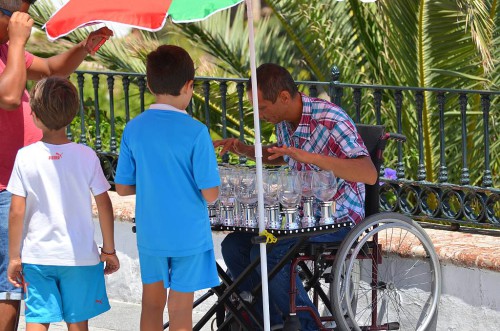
left=146, top=45, right=195, bottom=96
left=30, top=77, right=79, bottom=131
left=246, top=63, right=299, bottom=102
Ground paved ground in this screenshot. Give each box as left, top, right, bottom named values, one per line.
left=17, top=227, right=226, bottom=330
left=16, top=193, right=500, bottom=330
left=18, top=299, right=216, bottom=331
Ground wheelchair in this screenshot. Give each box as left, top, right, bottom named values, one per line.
left=286, top=124, right=442, bottom=331
left=162, top=124, right=441, bottom=331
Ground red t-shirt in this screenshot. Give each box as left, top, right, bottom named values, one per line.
left=0, top=43, right=41, bottom=190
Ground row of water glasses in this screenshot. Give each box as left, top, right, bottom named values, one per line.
left=208, top=166, right=338, bottom=230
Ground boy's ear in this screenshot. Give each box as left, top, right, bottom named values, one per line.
left=182, top=80, right=194, bottom=94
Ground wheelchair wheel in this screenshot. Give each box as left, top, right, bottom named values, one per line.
left=331, top=212, right=441, bottom=331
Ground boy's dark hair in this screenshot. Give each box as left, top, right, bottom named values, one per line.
left=246, top=63, right=298, bottom=102
left=30, top=77, right=79, bottom=131
left=146, top=45, right=195, bottom=96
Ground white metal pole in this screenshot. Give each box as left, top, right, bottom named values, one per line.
left=245, top=1, right=270, bottom=330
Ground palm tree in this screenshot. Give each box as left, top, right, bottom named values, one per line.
left=177, top=0, right=499, bottom=184
left=28, top=0, right=498, bottom=184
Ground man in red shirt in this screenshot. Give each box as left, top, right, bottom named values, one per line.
left=0, top=1, right=113, bottom=330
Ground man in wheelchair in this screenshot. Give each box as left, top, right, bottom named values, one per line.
left=214, top=63, right=377, bottom=330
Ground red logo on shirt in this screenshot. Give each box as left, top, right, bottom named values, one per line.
left=48, top=153, right=63, bottom=160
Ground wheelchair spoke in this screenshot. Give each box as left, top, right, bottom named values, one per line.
left=394, top=259, right=424, bottom=281
left=387, top=290, right=426, bottom=331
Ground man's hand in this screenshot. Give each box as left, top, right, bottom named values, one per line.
left=267, top=145, right=314, bottom=164
left=7, top=12, right=33, bottom=47
left=7, top=258, right=23, bottom=288
left=84, top=27, right=114, bottom=55
left=214, top=138, right=247, bottom=157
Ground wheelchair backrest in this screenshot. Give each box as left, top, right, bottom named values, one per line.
left=355, top=124, right=386, bottom=218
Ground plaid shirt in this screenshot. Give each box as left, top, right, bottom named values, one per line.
left=275, top=93, right=369, bottom=224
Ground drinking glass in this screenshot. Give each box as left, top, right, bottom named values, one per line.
left=229, top=167, right=246, bottom=225
left=312, top=170, right=337, bottom=225
left=300, top=170, right=316, bottom=228
left=207, top=200, right=219, bottom=226
left=236, top=168, right=258, bottom=228
left=263, top=169, right=281, bottom=229
left=278, top=169, right=302, bottom=230
left=219, top=167, right=237, bottom=226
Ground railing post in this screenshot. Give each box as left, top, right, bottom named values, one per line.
left=220, top=81, right=229, bottom=163
left=437, top=92, right=448, bottom=183
left=459, top=93, right=470, bottom=186
left=236, top=82, right=247, bottom=165
left=203, top=81, right=211, bottom=128
left=330, top=66, right=342, bottom=106
left=138, top=77, right=146, bottom=113
left=353, top=88, right=361, bottom=123
left=373, top=89, right=382, bottom=125
left=76, top=73, right=87, bottom=146
left=107, top=74, right=117, bottom=153
left=309, top=85, right=318, bottom=98
left=92, top=74, right=102, bottom=152
left=481, top=94, right=492, bottom=187
left=65, top=124, right=73, bottom=142
left=373, top=88, right=384, bottom=176
left=394, top=90, right=405, bottom=179
left=415, top=91, right=426, bottom=181
left=122, top=75, right=131, bottom=123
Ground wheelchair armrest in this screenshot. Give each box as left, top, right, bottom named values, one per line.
left=385, top=132, right=407, bottom=143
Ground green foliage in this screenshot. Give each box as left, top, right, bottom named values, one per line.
left=27, top=0, right=498, bottom=186
left=66, top=74, right=155, bottom=150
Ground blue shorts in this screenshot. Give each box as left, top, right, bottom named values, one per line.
left=0, top=190, right=22, bottom=300
left=22, top=263, right=110, bottom=323
left=139, top=249, right=219, bottom=292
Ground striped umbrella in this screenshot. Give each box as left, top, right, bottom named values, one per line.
left=44, top=0, right=245, bottom=40
left=45, top=1, right=271, bottom=330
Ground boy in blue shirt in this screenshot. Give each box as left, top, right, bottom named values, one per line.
left=115, top=45, right=220, bottom=331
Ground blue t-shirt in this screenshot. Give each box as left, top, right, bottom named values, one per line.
left=115, top=104, right=220, bottom=257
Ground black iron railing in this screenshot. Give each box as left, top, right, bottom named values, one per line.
left=70, top=69, right=499, bottom=229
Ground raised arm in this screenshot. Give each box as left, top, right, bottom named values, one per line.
left=0, top=12, right=32, bottom=110
left=27, top=27, right=113, bottom=80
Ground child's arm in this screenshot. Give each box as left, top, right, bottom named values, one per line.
left=115, top=184, right=136, bottom=196
left=201, top=186, right=219, bottom=204
left=7, top=195, right=25, bottom=287
left=94, top=192, right=120, bottom=275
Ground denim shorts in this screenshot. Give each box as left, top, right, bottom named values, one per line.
left=22, top=263, right=110, bottom=323
left=0, top=190, right=22, bottom=300
left=139, top=249, right=219, bottom=292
